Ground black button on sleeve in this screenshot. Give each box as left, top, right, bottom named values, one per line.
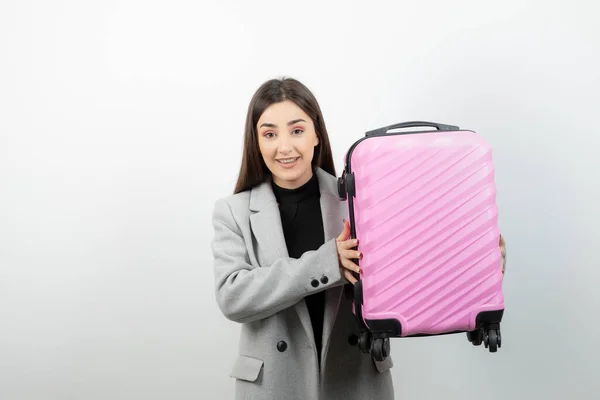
left=277, top=341, right=287, bottom=352
left=320, top=276, right=329, bottom=284
left=311, top=279, right=319, bottom=288
left=348, top=334, right=359, bottom=346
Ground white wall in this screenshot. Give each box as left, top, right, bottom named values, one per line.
left=1, top=0, right=599, bottom=399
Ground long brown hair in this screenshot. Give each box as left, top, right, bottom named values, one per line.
left=233, top=77, right=336, bottom=194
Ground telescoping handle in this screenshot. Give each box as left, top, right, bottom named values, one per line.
left=365, top=120, right=460, bottom=137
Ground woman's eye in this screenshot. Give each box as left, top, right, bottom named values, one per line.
left=292, top=129, right=304, bottom=135
left=264, top=132, right=275, bottom=138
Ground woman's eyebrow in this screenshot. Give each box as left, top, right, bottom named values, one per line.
left=287, top=118, right=306, bottom=126
left=259, top=119, right=306, bottom=128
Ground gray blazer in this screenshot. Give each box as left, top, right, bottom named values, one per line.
left=211, top=168, right=395, bottom=400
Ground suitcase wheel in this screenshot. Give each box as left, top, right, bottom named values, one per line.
left=484, top=329, right=501, bottom=353
left=358, top=331, right=372, bottom=354
left=466, top=329, right=483, bottom=346
left=467, top=327, right=501, bottom=352
left=372, top=337, right=390, bottom=362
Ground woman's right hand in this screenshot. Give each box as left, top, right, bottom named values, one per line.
left=336, top=219, right=362, bottom=285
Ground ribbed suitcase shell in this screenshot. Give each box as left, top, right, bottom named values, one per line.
left=344, top=127, right=504, bottom=337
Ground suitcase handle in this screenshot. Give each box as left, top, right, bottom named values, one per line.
left=365, top=121, right=459, bottom=137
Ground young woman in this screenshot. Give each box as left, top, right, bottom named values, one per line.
left=211, top=77, right=506, bottom=400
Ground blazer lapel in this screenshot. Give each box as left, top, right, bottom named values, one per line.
left=248, top=177, right=318, bottom=353
left=315, top=168, right=345, bottom=367
left=247, top=169, right=346, bottom=366
left=249, top=180, right=288, bottom=265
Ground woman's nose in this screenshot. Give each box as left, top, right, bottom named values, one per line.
left=277, top=138, right=293, bottom=154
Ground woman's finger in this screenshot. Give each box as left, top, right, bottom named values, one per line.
left=499, top=234, right=506, bottom=273
left=336, top=219, right=350, bottom=242
left=341, top=257, right=361, bottom=274
left=340, top=248, right=362, bottom=261
left=344, top=269, right=358, bottom=285
left=338, top=237, right=358, bottom=250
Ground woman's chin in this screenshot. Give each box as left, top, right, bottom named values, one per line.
left=272, top=165, right=312, bottom=188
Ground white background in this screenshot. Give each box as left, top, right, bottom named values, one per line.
left=1, top=0, right=599, bottom=399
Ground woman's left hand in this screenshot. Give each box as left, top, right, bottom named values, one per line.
left=499, top=234, right=506, bottom=275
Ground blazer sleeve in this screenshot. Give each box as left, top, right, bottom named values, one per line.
left=211, top=198, right=344, bottom=323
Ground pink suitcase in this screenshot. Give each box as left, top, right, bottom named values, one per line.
left=337, top=121, right=505, bottom=361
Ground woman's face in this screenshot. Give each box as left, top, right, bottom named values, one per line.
left=256, top=100, right=319, bottom=189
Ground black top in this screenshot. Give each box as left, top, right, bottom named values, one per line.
left=271, top=172, right=326, bottom=364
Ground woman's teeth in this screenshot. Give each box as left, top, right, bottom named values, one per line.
left=279, top=158, right=298, bottom=164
